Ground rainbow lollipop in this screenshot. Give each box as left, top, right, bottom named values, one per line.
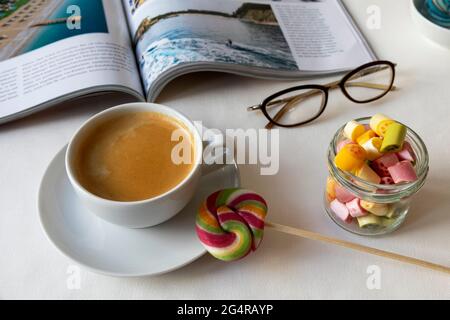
left=196, top=188, right=450, bottom=274
left=195, top=189, right=267, bottom=261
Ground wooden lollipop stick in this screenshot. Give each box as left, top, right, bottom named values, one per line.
left=265, top=221, right=450, bottom=275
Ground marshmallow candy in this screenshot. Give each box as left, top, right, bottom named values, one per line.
left=355, top=163, right=381, bottom=184
left=336, top=139, right=354, bottom=153
left=361, top=137, right=383, bottom=161
left=380, top=122, right=407, bottom=153
left=370, top=153, right=399, bottom=177
left=388, top=161, right=418, bottom=183
left=369, top=113, right=394, bottom=136
left=357, top=214, right=382, bottom=228
left=396, top=141, right=416, bottom=162
left=335, top=183, right=356, bottom=203
left=326, top=176, right=337, bottom=201
left=360, top=200, right=390, bottom=216
left=345, top=198, right=367, bottom=218
left=377, top=119, right=395, bottom=137
left=357, top=130, right=377, bottom=145
left=334, top=144, right=366, bottom=171
left=343, top=120, right=366, bottom=141
left=330, top=199, right=352, bottom=222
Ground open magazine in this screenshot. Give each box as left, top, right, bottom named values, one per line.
left=0, top=0, right=377, bottom=124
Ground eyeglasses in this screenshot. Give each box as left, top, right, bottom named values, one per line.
left=247, top=60, right=397, bottom=129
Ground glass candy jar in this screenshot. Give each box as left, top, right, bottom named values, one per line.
left=325, top=117, right=429, bottom=236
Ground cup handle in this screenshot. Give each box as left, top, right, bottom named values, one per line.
left=201, top=130, right=230, bottom=176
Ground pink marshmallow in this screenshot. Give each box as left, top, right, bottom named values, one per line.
left=335, top=183, right=356, bottom=203
left=336, top=139, right=354, bottom=153
left=330, top=199, right=352, bottom=222
left=345, top=198, right=367, bottom=218
left=388, top=161, right=418, bottom=183
left=396, top=141, right=416, bottom=162
left=376, top=153, right=399, bottom=167
left=380, top=176, right=395, bottom=185
left=370, top=153, right=399, bottom=177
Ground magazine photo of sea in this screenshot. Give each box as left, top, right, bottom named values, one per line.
left=135, top=2, right=298, bottom=92
left=0, top=0, right=108, bottom=61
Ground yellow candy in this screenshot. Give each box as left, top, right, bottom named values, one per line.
left=343, top=120, right=366, bottom=142
left=326, top=193, right=334, bottom=203
left=361, top=137, right=383, bottom=161
left=326, top=176, right=336, bottom=200
left=380, top=122, right=406, bottom=153
left=369, top=113, right=392, bottom=136
left=360, top=200, right=390, bottom=216
left=355, top=163, right=381, bottom=184
left=357, top=130, right=377, bottom=145
left=377, top=119, right=395, bottom=137
left=334, top=144, right=366, bottom=172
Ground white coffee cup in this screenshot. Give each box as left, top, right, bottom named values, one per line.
left=65, top=102, right=225, bottom=228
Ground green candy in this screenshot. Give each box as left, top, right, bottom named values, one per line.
left=357, top=214, right=382, bottom=228
left=385, top=206, right=396, bottom=219
left=380, top=122, right=406, bottom=153
left=381, top=217, right=396, bottom=227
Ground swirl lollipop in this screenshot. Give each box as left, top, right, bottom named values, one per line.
left=196, top=188, right=450, bottom=274
left=195, top=189, right=267, bottom=261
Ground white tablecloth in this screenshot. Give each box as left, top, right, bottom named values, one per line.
left=1, top=0, right=449, bottom=299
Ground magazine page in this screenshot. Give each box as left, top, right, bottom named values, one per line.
left=122, top=0, right=376, bottom=99
left=271, top=0, right=376, bottom=71
left=0, top=0, right=143, bottom=123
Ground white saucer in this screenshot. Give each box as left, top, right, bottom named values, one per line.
left=38, top=146, right=240, bottom=277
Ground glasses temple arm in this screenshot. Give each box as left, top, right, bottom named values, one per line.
left=343, top=82, right=396, bottom=91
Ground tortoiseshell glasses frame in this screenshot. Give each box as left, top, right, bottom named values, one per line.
left=247, top=60, right=397, bottom=129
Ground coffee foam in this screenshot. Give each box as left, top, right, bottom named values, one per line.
left=73, top=111, right=195, bottom=202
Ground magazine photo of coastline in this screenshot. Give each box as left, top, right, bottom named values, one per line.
left=0, top=0, right=108, bottom=61
left=134, top=0, right=299, bottom=93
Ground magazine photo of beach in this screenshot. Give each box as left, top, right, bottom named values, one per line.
left=0, top=0, right=108, bottom=61
left=134, top=1, right=298, bottom=92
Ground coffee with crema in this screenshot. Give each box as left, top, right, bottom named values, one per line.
left=73, top=111, right=195, bottom=202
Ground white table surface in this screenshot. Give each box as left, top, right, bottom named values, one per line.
left=1, top=0, right=449, bottom=299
